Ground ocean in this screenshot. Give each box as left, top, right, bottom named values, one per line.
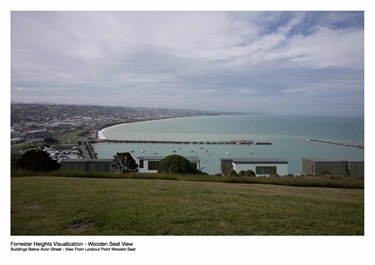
left=93, top=114, right=364, bottom=175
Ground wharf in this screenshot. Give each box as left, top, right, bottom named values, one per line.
left=306, top=139, right=364, bottom=149
left=93, top=139, right=272, bottom=145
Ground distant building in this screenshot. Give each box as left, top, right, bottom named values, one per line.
left=11, top=138, right=25, bottom=144
left=137, top=156, right=200, bottom=173
left=26, top=129, right=51, bottom=138
left=220, top=158, right=288, bottom=176
left=302, top=158, right=364, bottom=177
left=60, top=159, right=115, bottom=173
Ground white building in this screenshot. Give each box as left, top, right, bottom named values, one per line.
left=221, top=158, right=288, bottom=176
left=137, top=156, right=200, bottom=173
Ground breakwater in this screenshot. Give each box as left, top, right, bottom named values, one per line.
left=306, top=139, right=364, bottom=149
left=91, top=139, right=271, bottom=145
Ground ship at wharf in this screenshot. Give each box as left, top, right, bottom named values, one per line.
left=92, top=139, right=272, bottom=145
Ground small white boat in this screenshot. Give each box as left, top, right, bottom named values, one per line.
left=141, top=150, right=145, bottom=153
left=226, top=152, right=231, bottom=155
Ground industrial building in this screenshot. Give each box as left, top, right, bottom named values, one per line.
left=220, top=158, right=288, bottom=176
left=137, top=156, right=200, bottom=173
left=60, top=159, right=115, bottom=173
left=302, top=158, right=364, bottom=177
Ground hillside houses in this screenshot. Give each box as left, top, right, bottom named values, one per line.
left=11, top=103, right=217, bottom=144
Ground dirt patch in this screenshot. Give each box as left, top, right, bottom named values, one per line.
left=66, top=218, right=95, bottom=233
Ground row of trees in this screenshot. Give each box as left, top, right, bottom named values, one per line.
left=112, top=153, right=206, bottom=175
left=227, top=169, right=256, bottom=177
left=13, top=150, right=260, bottom=177
left=12, top=150, right=60, bottom=171
left=13, top=150, right=206, bottom=175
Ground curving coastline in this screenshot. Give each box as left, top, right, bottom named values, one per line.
left=95, top=114, right=225, bottom=141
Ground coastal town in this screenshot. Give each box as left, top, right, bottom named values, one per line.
left=11, top=102, right=364, bottom=178
left=10, top=103, right=223, bottom=162
left=11, top=102, right=220, bottom=145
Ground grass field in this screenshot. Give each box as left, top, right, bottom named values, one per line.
left=11, top=176, right=364, bottom=235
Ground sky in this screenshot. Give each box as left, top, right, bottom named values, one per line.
left=11, top=11, right=364, bottom=116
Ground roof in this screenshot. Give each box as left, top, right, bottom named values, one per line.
left=137, top=156, right=200, bottom=162
left=26, top=129, right=49, bottom=133
left=220, top=158, right=288, bottom=164
left=303, top=158, right=364, bottom=163
left=61, top=159, right=113, bottom=163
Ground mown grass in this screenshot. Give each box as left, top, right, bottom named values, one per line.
left=11, top=176, right=364, bottom=235
left=11, top=169, right=364, bottom=189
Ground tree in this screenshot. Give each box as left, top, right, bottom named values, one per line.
left=238, top=169, right=255, bottom=177
left=158, top=155, right=197, bottom=174
left=16, top=149, right=60, bottom=171
left=238, top=170, right=246, bottom=177
left=111, top=152, right=139, bottom=173
left=11, top=153, right=21, bottom=170
left=228, top=169, right=238, bottom=177
left=43, top=137, right=59, bottom=144
left=245, top=169, right=256, bottom=177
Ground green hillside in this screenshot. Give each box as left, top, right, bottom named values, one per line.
left=11, top=176, right=364, bottom=235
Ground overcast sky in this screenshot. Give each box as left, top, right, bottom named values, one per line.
left=11, top=11, right=364, bottom=116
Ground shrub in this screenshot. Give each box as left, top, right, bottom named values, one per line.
left=15, top=149, right=60, bottom=171
left=43, top=137, right=59, bottom=144
left=158, top=155, right=197, bottom=174
left=228, top=169, right=238, bottom=177
left=238, top=170, right=246, bottom=177
left=112, top=152, right=139, bottom=173
left=11, top=153, right=21, bottom=170
left=245, top=170, right=256, bottom=177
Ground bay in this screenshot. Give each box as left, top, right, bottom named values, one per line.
left=94, top=114, right=364, bottom=175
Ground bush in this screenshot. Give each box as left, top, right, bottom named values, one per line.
left=238, top=170, right=246, bottom=177
left=228, top=169, right=238, bottom=177
left=15, top=149, right=60, bottom=171
left=112, top=152, right=138, bottom=173
left=158, top=155, right=197, bottom=174
left=237, top=170, right=256, bottom=177
left=11, top=153, right=21, bottom=170
left=245, top=170, right=256, bottom=177
left=43, top=137, right=59, bottom=144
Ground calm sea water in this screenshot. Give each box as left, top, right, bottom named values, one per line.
left=94, top=114, right=364, bottom=174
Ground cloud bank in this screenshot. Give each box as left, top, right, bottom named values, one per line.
left=11, top=11, right=364, bottom=116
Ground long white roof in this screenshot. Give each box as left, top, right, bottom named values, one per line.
left=221, top=158, right=288, bottom=164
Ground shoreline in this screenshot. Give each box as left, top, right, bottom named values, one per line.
left=91, top=139, right=272, bottom=145
left=96, top=113, right=271, bottom=141
left=96, top=113, right=245, bottom=141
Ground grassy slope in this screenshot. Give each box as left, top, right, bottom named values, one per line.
left=11, top=177, right=364, bottom=235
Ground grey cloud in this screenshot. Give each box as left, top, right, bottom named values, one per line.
left=11, top=11, right=364, bottom=116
